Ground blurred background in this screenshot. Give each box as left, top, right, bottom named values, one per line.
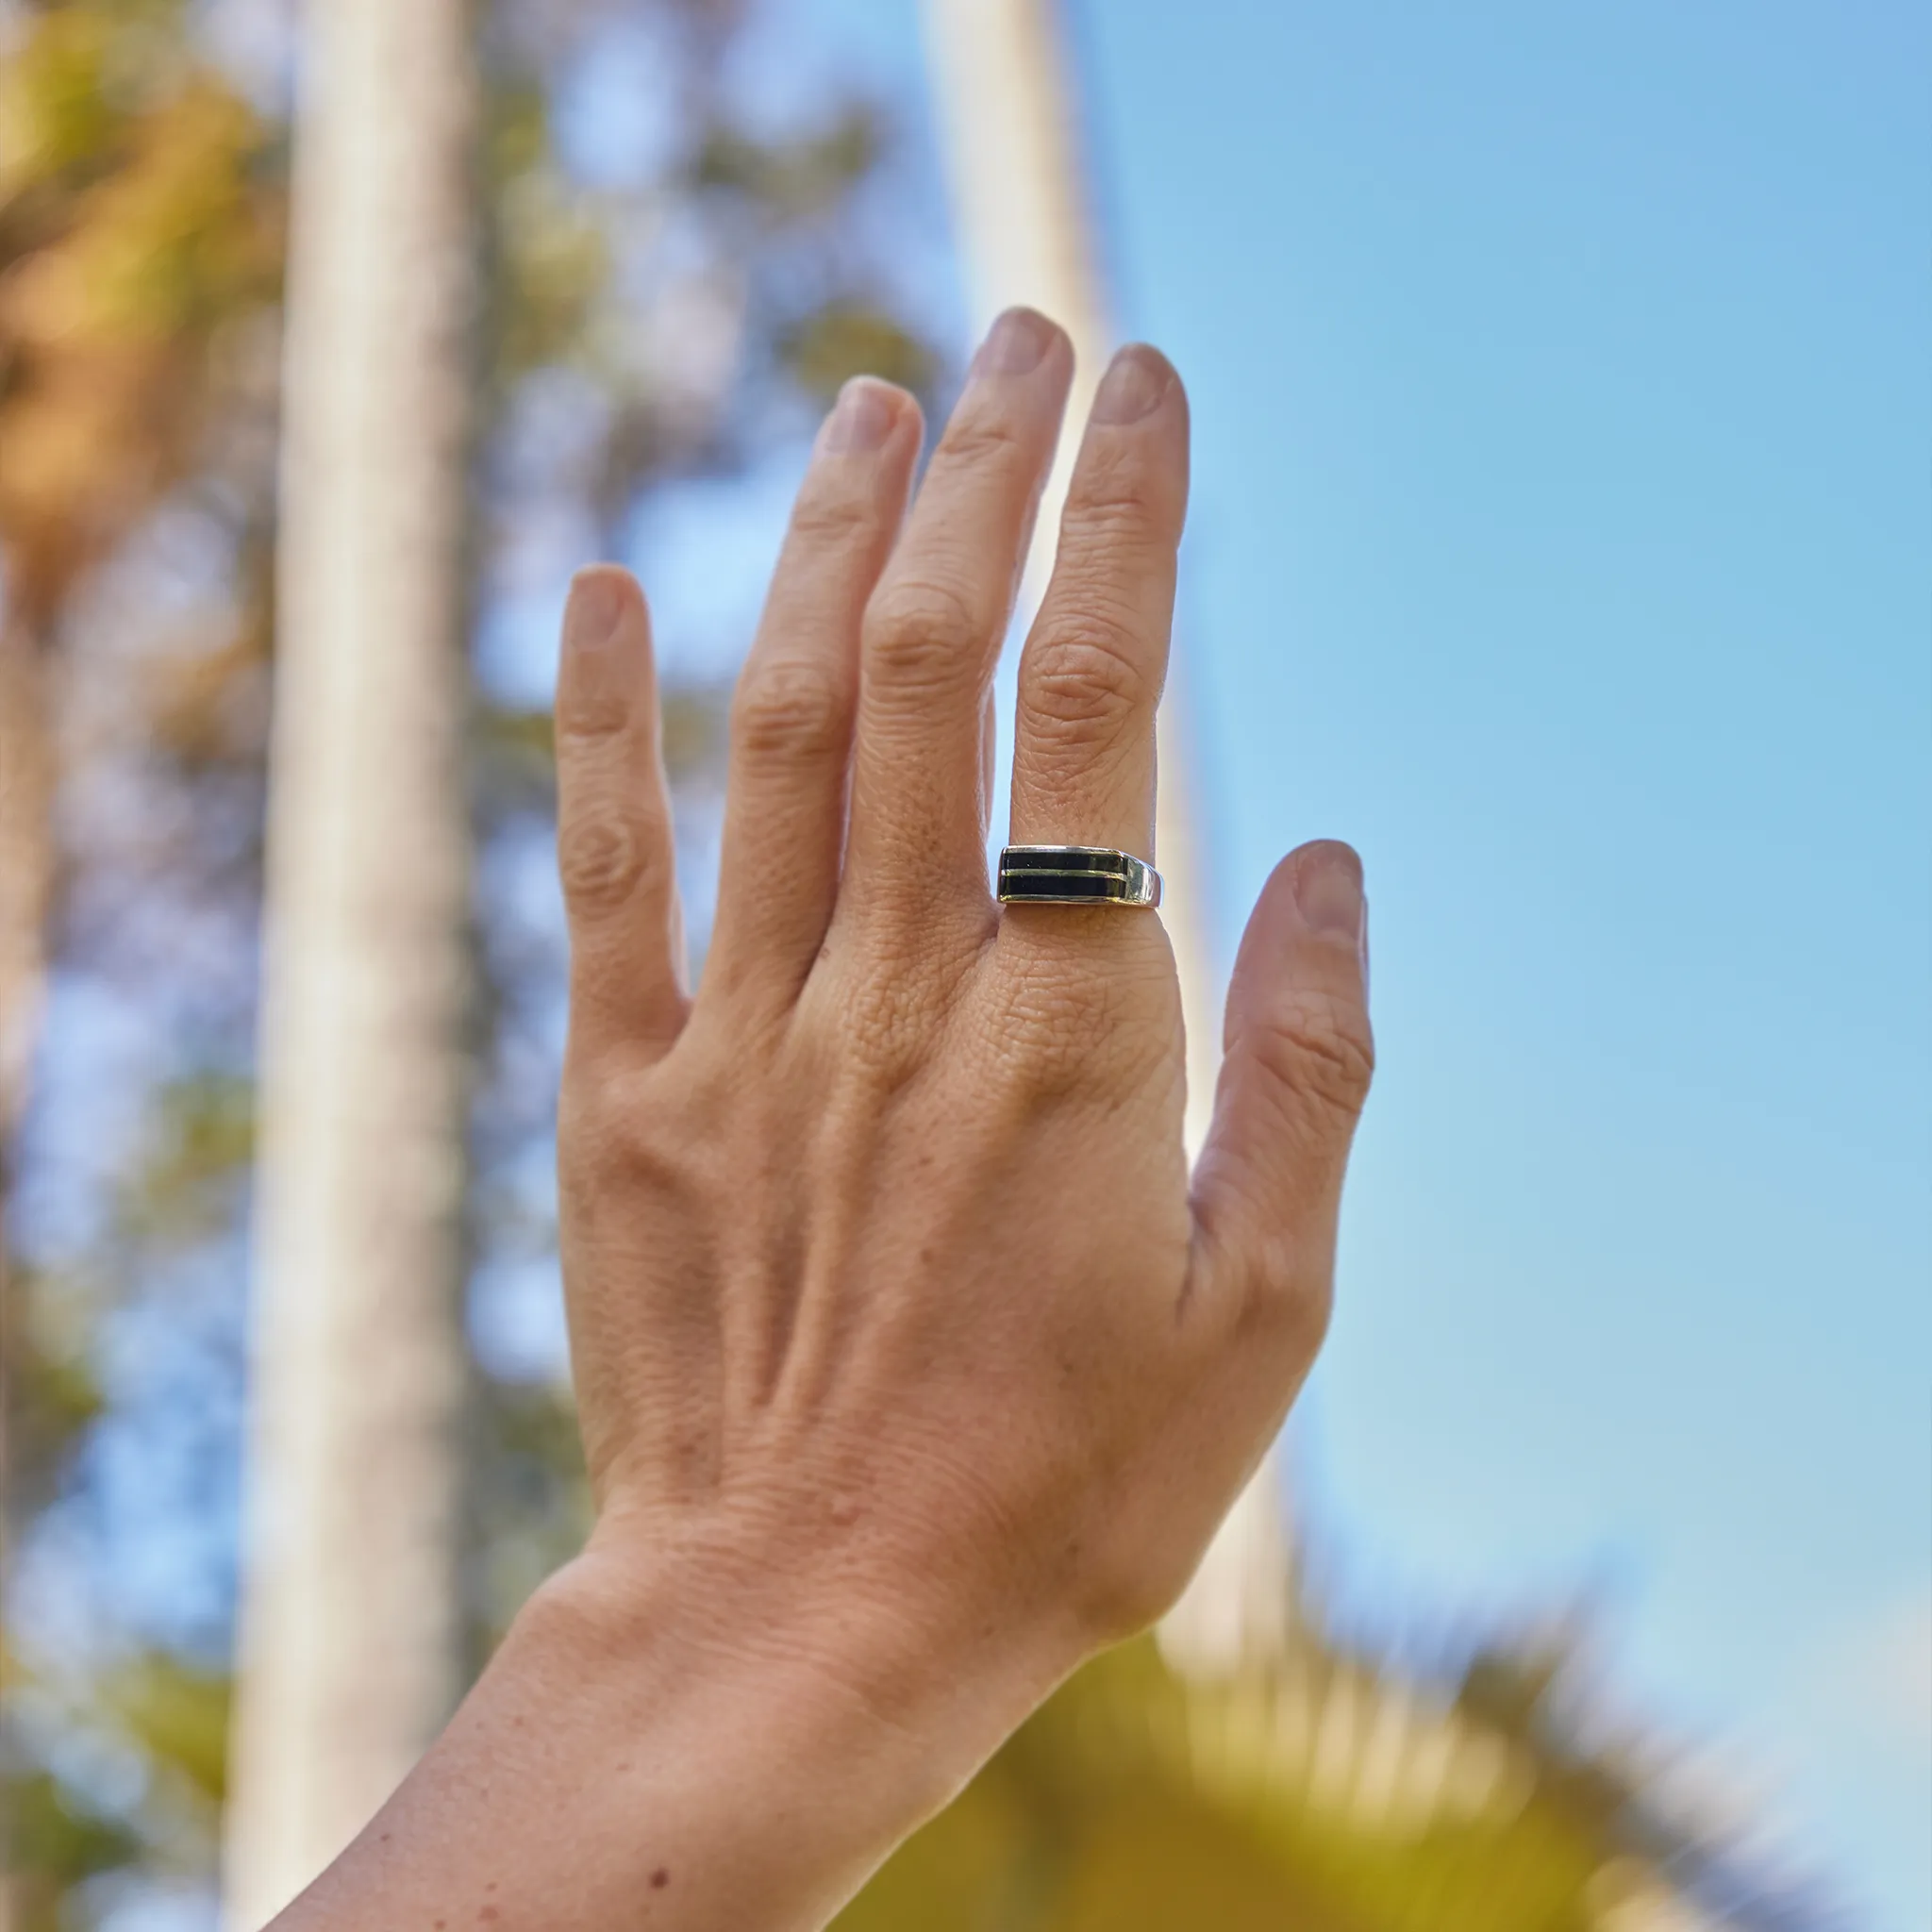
left=0, top=1, right=1924, bottom=1928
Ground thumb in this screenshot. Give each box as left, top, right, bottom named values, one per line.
left=1190, top=841, right=1374, bottom=1336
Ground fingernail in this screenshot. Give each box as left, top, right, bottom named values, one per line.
left=1091, top=344, right=1171, bottom=425
left=561, top=572, right=633, bottom=728
left=821, top=377, right=898, bottom=454
left=970, top=306, right=1055, bottom=377
left=567, top=570, right=626, bottom=650
left=1294, top=842, right=1365, bottom=944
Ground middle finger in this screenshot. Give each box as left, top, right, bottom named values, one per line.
left=842, top=308, right=1073, bottom=935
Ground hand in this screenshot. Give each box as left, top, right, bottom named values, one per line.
left=275, top=308, right=1371, bottom=1932
left=556, top=308, right=1371, bottom=1771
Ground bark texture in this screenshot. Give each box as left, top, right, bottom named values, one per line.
left=222, top=3, right=477, bottom=1923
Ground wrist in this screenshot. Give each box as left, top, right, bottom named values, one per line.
left=506, top=1529, right=1074, bottom=1920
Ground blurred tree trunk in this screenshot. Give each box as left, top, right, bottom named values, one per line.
left=222, top=1, right=477, bottom=1923
left=919, top=0, right=1288, bottom=1675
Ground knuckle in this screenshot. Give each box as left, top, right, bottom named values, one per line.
left=996, top=964, right=1119, bottom=1097
left=935, top=408, right=1026, bottom=472
left=984, top=934, right=1178, bottom=1105
left=830, top=916, right=981, bottom=1095
left=1072, top=1528, right=1197, bottom=1643
left=557, top=689, right=630, bottom=745
left=558, top=805, right=663, bottom=916
left=837, top=970, right=934, bottom=1095
left=563, top=1053, right=717, bottom=1202
left=786, top=484, right=874, bottom=548
left=1062, top=461, right=1168, bottom=542
left=1248, top=989, right=1375, bottom=1122
left=865, top=577, right=986, bottom=691
left=733, top=658, right=849, bottom=761
left=1233, top=1230, right=1335, bottom=1355
left=558, top=1060, right=646, bottom=1181
left=1024, top=619, right=1152, bottom=748
left=1281, top=1267, right=1336, bottom=1358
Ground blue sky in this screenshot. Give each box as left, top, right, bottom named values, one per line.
left=580, top=0, right=1930, bottom=1918
left=751, top=0, right=1929, bottom=1921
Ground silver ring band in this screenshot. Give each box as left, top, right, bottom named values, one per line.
left=997, top=845, right=1162, bottom=908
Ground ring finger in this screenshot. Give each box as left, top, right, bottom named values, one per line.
left=1007, top=343, right=1190, bottom=860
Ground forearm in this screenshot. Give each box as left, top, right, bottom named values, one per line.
left=271, top=1540, right=1066, bottom=1932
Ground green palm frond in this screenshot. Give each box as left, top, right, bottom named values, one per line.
left=840, top=1594, right=1831, bottom=1932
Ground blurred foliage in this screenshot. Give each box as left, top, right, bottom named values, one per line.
left=2, top=1257, right=105, bottom=1516
left=4, top=1645, right=227, bottom=1932
left=3, top=1770, right=142, bottom=1932
left=5, top=1068, right=260, bottom=1915
left=696, top=107, right=877, bottom=208
left=102, top=1649, right=230, bottom=1806
left=0, top=0, right=282, bottom=630
left=840, top=1617, right=1832, bottom=1932
left=111, top=1074, right=253, bottom=1252
left=469, top=687, right=727, bottom=820
left=784, top=295, right=937, bottom=404
left=2, top=8, right=281, bottom=1919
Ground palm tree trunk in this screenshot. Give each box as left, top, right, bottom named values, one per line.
left=222, top=2, right=478, bottom=1923
left=920, top=0, right=1291, bottom=1676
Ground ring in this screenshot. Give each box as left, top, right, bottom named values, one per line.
left=997, top=845, right=1162, bottom=908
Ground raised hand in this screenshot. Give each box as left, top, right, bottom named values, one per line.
left=276, top=308, right=1372, bottom=1932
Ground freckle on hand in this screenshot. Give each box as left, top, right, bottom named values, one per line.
left=651, top=1868, right=671, bottom=1889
